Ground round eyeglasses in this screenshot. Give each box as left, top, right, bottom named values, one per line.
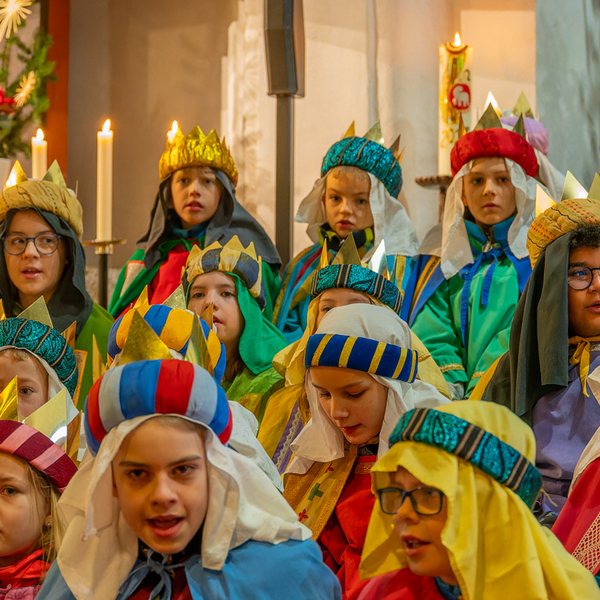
left=3, top=233, right=62, bottom=256
left=377, top=486, right=445, bottom=516
left=567, top=265, right=600, bottom=290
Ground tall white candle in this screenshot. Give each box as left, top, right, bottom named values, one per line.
left=96, top=119, right=113, bottom=242
left=31, top=128, right=47, bottom=179
left=438, top=33, right=473, bottom=176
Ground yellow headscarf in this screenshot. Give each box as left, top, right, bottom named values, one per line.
left=360, top=401, right=600, bottom=600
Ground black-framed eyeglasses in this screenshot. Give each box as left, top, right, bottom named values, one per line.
left=3, top=233, right=62, bottom=256
left=568, top=265, right=600, bottom=290
left=377, top=486, right=445, bottom=516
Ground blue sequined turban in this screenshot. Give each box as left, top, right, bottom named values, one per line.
left=311, top=264, right=403, bottom=314
left=0, top=318, right=78, bottom=398
left=390, top=408, right=543, bottom=507
left=321, top=136, right=403, bottom=198
left=305, top=333, right=418, bottom=383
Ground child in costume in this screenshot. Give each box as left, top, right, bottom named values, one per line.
left=37, top=359, right=341, bottom=600
left=0, top=314, right=79, bottom=418
left=473, top=190, right=600, bottom=515
left=283, top=304, right=449, bottom=600
left=184, top=237, right=287, bottom=425
left=109, top=126, right=281, bottom=319
left=273, top=123, right=419, bottom=343
left=0, top=420, right=77, bottom=599
left=0, top=162, right=113, bottom=405
left=357, top=402, right=600, bottom=600
left=401, top=108, right=563, bottom=399
left=258, top=238, right=450, bottom=474
left=106, top=299, right=284, bottom=490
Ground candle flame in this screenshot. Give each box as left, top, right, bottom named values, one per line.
left=167, top=120, right=178, bottom=143
left=453, top=32, right=462, bottom=47
left=485, top=92, right=500, bottom=114
left=102, top=119, right=111, bottom=133
left=35, top=128, right=44, bottom=141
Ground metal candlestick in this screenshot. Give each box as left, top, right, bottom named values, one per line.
left=415, top=175, right=453, bottom=223
left=83, top=239, right=126, bottom=309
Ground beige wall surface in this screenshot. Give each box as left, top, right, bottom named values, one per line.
left=68, top=0, right=237, bottom=267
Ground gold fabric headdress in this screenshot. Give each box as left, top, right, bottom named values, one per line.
left=0, top=160, right=83, bottom=238
left=186, top=236, right=264, bottom=307
left=527, top=175, right=600, bottom=267
left=158, top=125, right=238, bottom=186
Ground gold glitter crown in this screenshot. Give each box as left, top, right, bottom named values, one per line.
left=158, top=125, right=238, bottom=185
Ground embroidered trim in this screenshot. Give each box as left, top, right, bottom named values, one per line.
left=573, top=510, right=600, bottom=573
left=471, top=370, right=487, bottom=380
left=439, top=363, right=465, bottom=373
left=390, top=408, right=542, bottom=507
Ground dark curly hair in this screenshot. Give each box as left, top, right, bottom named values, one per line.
left=569, top=223, right=600, bottom=252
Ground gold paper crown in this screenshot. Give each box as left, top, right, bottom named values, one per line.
left=342, top=121, right=405, bottom=165
left=0, top=160, right=83, bottom=238
left=319, top=235, right=365, bottom=269
left=158, top=125, right=238, bottom=185
left=186, top=236, right=264, bottom=304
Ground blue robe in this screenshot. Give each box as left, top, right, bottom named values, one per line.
left=37, top=539, right=341, bottom=600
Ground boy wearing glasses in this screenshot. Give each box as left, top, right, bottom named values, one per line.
left=357, top=402, right=599, bottom=599
left=473, top=194, right=600, bottom=517
left=0, top=162, right=114, bottom=405
left=283, top=304, right=449, bottom=600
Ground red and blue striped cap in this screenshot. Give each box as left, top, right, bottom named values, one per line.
left=84, top=360, right=232, bottom=456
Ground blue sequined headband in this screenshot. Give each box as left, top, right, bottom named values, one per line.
left=390, top=408, right=542, bottom=507
left=0, top=318, right=78, bottom=398
left=321, top=136, right=403, bottom=198
left=305, top=333, right=418, bottom=383
left=312, top=264, right=403, bottom=314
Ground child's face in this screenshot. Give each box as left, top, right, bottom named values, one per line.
left=461, top=157, right=516, bottom=228
left=112, top=419, right=209, bottom=556
left=568, top=246, right=600, bottom=337
left=390, top=467, right=456, bottom=586
left=0, top=353, right=49, bottom=417
left=170, top=167, right=222, bottom=229
left=4, top=210, right=68, bottom=308
left=316, top=288, right=372, bottom=328
left=311, top=366, right=387, bottom=445
left=322, top=171, right=373, bottom=238
left=187, top=271, right=244, bottom=353
left=0, top=453, right=47, bottom=567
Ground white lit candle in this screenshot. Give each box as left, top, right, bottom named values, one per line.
left=438, top=33, right=473, bottom=176
left=96, top=119, right=113, bottom=242
left=167, top=120, right=178, bottom=144
left=31, top=128, right=47, bottom=179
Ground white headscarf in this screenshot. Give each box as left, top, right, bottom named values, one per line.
left=418, top=127, right=565, bottom=280
left=295, top=172, right=419, bottom=260
left=56, top=414, right=310, bottom=600
left=286, top=304, right=450, bottom=475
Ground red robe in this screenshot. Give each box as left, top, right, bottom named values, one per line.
left=552, top=456, right=600, bottom=574
left=318, top=455, right=376, bottom=600
left=357, top=569, right=444, bottom=600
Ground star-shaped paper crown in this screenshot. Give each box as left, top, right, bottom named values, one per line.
left=320, top=122, right=405, bottom=198
left=0, top=160, right=83, bottom=238
left=158, top=125, right=238, bottom=186
left=185, top=236, right=265, bottom=309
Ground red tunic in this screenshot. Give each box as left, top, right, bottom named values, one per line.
left=318, top=455, right=376, bottom=600
left=357, top=569, right=444, bottom=600
left=148, top=243, right=198, bottom=306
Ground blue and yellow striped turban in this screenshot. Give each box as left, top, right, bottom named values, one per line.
left=107, top=305, right=226, bottom=382
left=305, top=332, right=418, bottom=383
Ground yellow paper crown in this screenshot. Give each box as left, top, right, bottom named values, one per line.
left=158, top=125, right=238, bottom=186
left=0, top=160, right=83, bottom=238
left=186, top=236, right=264, bottom=305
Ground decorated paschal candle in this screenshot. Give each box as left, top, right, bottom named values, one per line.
left=438, top=33, right=473, bottom=176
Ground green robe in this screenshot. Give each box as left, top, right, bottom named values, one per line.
left=411, top=220, right=527, bottom=397
left=74, top=302, right=113, bottom=408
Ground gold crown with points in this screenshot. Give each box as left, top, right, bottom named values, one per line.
left=158, top=125, right=238, bottom=185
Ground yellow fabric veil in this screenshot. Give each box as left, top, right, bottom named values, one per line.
left=360, top=401, right=600, bottom=600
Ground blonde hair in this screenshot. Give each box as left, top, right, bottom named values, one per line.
left=149, top=415, right=206, bottom=440
left=0, top=348, right=35, bottom=362
left=25, top=462, right=63, bottom=570
left=326, top=165, right=371, bottom=187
